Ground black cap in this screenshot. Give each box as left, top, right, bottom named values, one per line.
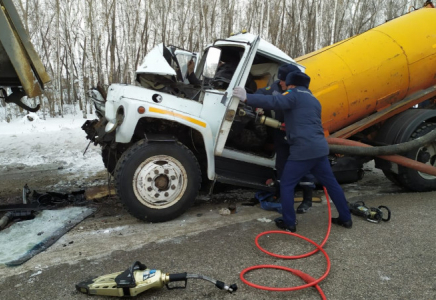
left=278, top=64, right=301, bottom=81
left=285, top=72, right=311, bottom=88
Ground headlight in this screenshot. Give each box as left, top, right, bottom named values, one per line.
left=105, top=107, right=124, bottom=133
left=105, top=120, right=117, bottom=133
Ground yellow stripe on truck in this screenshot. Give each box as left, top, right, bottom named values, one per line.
left=149, top=107, right=206, bottom=128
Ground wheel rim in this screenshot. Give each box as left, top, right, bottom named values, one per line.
left=133, top=155, right=188, bottom=209
left=416, top=143, right=436, bottom=180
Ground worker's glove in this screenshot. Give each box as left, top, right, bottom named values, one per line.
left=233, top=87, right=247, bottom=102
left=255, top=108, right=264, bottom=115
left=280, top=122, right=286, bottom=131
left=187, top=60, right=195, bottom=74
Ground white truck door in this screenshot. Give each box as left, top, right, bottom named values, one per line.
left=214, top=36, right=261, bottom=156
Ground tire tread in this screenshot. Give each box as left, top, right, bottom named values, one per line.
left=114, top=140, right=201, bottom=222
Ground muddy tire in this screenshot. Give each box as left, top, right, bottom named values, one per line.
left=114, top=140, right=201, bottom=222
left=396, top=123, right=436, bottom=191
left=102, top=146, right=119, bottom=175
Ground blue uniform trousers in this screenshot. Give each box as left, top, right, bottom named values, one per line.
left=280, top=156, right=351, bottom=226
left=276, top=143, right=316, bottom=188
left=275, top=143, right=289, bottom=180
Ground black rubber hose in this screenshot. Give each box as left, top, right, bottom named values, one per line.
left=327, top=129, right=436, bottom=156
left=0, top=212, right=13, bottom=230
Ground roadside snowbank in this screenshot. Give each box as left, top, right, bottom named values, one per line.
left=0, top=112, right=105, bottom=177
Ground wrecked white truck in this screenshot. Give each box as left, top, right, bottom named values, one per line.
left=82, top=34, right=362, bottom=223
left=84, top=6, right=436, bottom=223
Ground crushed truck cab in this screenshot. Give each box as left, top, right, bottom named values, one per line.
left=83, top=34, right=306, bottom=222
left=84, top=6, right=436, bottom=223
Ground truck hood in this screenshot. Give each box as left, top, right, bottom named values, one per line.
left=136, top=44, right=177, bottom=76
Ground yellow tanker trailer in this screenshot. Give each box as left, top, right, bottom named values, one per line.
left=296, top=6, right=436, bottom=191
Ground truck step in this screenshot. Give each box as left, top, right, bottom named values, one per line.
left=215, top=175, right=276, bottom=192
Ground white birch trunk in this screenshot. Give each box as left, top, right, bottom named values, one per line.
left=331, top=0, right=338, bottom=45
left=295, top=1, right=305, bottom=54
left=74, top=3, right=87, bottom=118
left=315, top=0, right=324, bottom=50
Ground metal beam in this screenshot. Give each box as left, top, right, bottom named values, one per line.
left=330, top=85, right=436, bottom=138
left=0, top=0, right=50, bottom=97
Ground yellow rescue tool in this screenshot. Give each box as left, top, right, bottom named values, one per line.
left=76, top=261, right=237, bottom=297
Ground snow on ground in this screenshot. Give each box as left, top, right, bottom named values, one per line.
left=0, top=112, right=105, bottom=177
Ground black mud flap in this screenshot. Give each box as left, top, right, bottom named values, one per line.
left=331, top=156, right=364, bottom=184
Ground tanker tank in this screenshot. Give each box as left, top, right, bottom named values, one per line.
left=296, top=7, right=436, bottom=135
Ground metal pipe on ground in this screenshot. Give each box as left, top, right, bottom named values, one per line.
left=327, top=137, right=436, bottom=177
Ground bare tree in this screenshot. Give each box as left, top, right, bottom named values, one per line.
left=5, top=0, right=425, bottom=122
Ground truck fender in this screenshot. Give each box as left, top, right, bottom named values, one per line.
left=144, top=134, right=177, bottom=142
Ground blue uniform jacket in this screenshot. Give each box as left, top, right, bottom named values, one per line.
left=247, top=87, right=329, bottom=161
left=255, top=81, right=283, bottom=96
left=255, top=82, right=285, bottom=119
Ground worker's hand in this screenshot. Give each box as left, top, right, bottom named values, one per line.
left=233, top=87, right=247, bottom=102
left=187, top=60, right=195, bottom=74
left=280, top=122, right=286, bottom=131
left=255, top=108, right=264, bottom=115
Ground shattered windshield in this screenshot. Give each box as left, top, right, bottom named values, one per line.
left=175, top=53, right=197, bottom=83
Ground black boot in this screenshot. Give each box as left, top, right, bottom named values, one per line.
left=331, top=218, right=353, bottom=228
left=274, top=217, right=297, bottom=232
left=296, top=186, right=312, bottom=214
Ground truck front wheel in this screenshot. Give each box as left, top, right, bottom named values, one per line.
left=115, top=140, right=201, bottom=222
left=102, top=145, right=119, bottom=175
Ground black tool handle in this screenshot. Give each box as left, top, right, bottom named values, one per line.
left=167, top=272, right=188, bottom=290
left=130, top=261, right=146, bottom=273
left=378, top=206, right=391, bottom=222
left=169, top=272, right=187, bottom=282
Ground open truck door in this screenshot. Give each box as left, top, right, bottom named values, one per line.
left=0, top=0, right=50, bottom=111
left=213, top=36, right=261, bottom=156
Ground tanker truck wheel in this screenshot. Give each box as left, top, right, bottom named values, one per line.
left=396, top=123, right=436, bottom=191
left=375, top=109, right=436, bottom=190
left=114, top=140, right=201, bottom=222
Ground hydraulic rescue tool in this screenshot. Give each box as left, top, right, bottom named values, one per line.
left=76, top=261, right=237, bottom=297
left=348, top=201, right=391, bottom=223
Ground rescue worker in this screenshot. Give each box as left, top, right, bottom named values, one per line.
left=255, top=64, right=315, bottom=213
left=233, top=71, right=352, bottom=232
left=424, top=1, right=434, bottom=8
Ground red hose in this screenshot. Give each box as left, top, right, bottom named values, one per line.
left=240, top=187, right=332, bottom=299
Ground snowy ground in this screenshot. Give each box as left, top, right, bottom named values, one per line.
left=0, top=112, right=107, bottom=199
left=0, top=112, right=103, bottom=173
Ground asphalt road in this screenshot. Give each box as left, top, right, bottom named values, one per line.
left=0, top=166, right=435, bottom=300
